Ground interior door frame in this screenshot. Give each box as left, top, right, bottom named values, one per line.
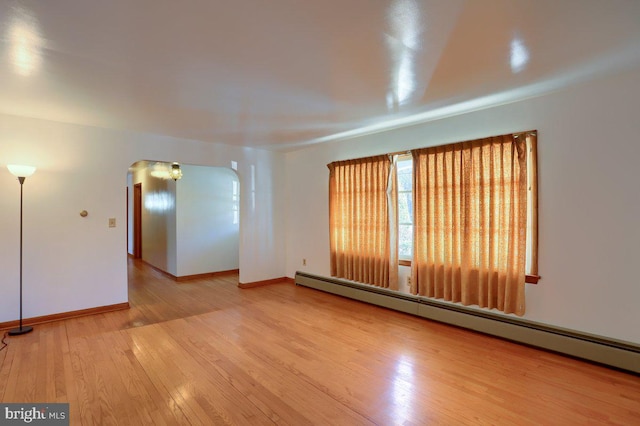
left=133, top=183, right=142, bottom=259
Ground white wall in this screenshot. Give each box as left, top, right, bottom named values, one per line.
left=284, top=66, right=640, bottom=344
left=176, top=165, right=239, bottom=276
left=0, top=114, right=285, bottom=323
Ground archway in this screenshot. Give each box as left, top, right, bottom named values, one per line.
left=126, top=160, right=240, bottom=279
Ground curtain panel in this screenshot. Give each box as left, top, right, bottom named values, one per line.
left=328, top=155, right=397, bottom=288
left=411, top=134, right=529, bottom=315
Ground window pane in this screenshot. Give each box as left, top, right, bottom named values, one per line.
left=397, top=172, right=412, bottom=192
left=397, top=158, right=412, bottom=192
left=398, top=192, right=412, bottom=224
left=399, top=224, right=413, bottom=258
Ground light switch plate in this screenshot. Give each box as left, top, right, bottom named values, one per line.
left=108, top=218, right=116, bottom=228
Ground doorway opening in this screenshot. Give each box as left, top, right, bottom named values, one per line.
left=126, top=160, right=240, bottom=280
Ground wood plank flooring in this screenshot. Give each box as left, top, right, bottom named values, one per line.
left=1, top=258, right=639, bottom=425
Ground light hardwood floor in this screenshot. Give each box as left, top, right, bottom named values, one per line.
left=1, top=259, right=639, bottom=425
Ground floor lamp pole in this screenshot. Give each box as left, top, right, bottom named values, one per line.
left=9, top=174, right=33, bottom=336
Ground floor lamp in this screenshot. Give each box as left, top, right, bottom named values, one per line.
left=7, top=164, right=36, bottom=336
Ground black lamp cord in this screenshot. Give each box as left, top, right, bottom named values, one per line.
left=1, top=331, right=9, bottom=353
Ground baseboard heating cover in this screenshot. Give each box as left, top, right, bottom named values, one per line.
left=295, top=271, right=640, bottom=374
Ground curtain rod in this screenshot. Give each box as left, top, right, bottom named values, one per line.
left=328, top=130, right=537, bottom=165
left=513, top=131, right=537, bottom=138
left=388, top=150, right=411, bottom=157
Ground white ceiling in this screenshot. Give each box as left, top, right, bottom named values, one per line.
left=1, top=0, right=639, bottom=151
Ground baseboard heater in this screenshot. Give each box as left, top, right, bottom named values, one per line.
left=295, top=271, right=640, bottom=374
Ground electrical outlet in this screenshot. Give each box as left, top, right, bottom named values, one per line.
left=407, top=276, right=412, bottom=285
left=302, top=258, right=307, bottom=266
left=108, top=218, right=116, bottom=228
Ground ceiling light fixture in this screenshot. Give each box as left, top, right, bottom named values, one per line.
left=170, top=162, right=183, bottom=181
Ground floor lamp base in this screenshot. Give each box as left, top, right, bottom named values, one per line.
left=8, top=325, right=33, bottom=336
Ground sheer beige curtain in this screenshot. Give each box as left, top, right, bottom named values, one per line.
left=411, top=134, right=529, bottom=315
left=328, top=155, right=397, bottom=289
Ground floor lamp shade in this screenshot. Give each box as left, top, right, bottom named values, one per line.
left=7, top=164, right=36, bottom=336
left=8, top=164, right=36, bottom=178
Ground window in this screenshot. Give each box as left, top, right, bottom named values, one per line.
left=397, top=155, right=413, bottom=260
left=328, top=131, right=538, bottom=314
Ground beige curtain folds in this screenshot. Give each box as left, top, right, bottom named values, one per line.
left=387, top=156, right=399, bottom=290
left=411, top=134, right=529, bottom=315
left=328, top=155, right=396, bottom=288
